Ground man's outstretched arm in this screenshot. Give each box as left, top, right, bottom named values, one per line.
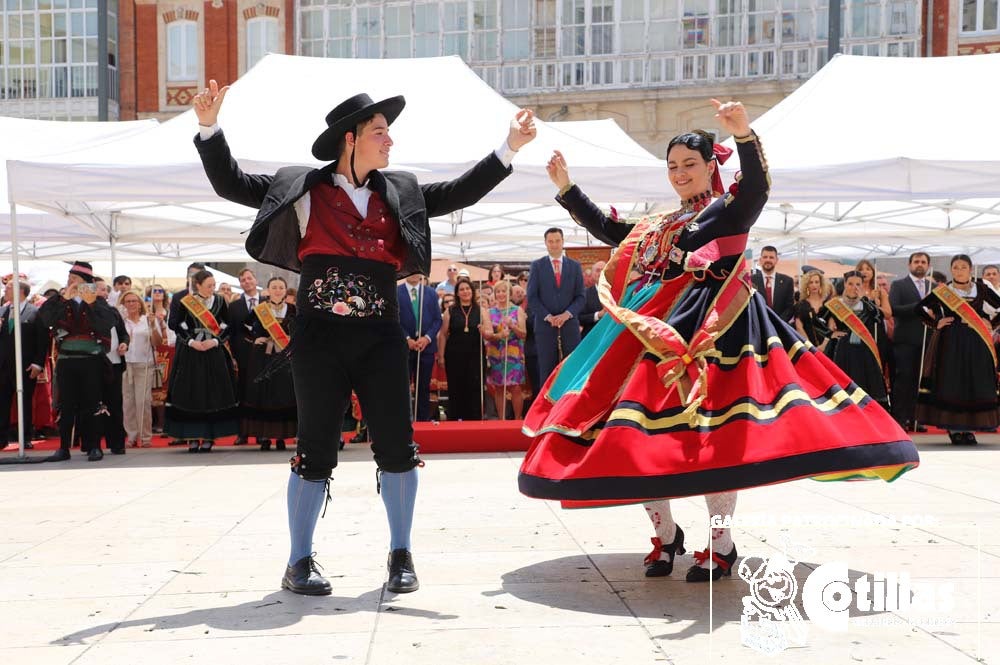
left=421, top=109, right=536, bottom=218
left=192, top=79, right=273, bottom=210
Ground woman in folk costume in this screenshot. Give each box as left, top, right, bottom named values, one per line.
left=243, top=276, right=297, bottom=451
left=814, top=271, right=891, bottom=409
left=520, top=100, right=919, bottom=582
left=915, top=254, right=1000, bottom=445
left=164, top=269, right=239, bottom=452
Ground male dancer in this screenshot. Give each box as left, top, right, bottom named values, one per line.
left=193, top=80, right=535, bottom=595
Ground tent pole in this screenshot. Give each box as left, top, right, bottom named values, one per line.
left=10, top=204, right=27, bottom=459
left=110, top=212, right=118, bottom=280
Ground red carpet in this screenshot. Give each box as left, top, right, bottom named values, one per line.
left=413, top=420, right=530, bottom=453
left=1, top=421, right=531, bottom=455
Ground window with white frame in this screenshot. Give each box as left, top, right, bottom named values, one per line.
left=385, top=5, right=411, bottom=58
left=562, top=0, right=586, bottom=56
left=683, top=0, right=710, bottom=49
left=325, top=6, right=351, bottom=57
left=534, top=0, right=557, bottom=58
left=649, top=0, right=679, bottom=52
left=620, top=0, right=646, bottom=53
left=591, top=0, right=614, bottom=55
left=356, top=5, right=380, bottom=58
left=414, top=2, right=441, bottom=57
left=246, top=16, right=278, bottom=71
left=962, top=0, right=999, bottom=33
left=166, top=20, right=197, bottom=81
left=502, top=0, right=531, bottom=60
left=472, top=0, right=498, bottom=60
left=442, top=1, right=468, bottom=57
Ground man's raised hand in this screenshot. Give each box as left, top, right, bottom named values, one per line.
left=193, top=79, right=230, bottom=127
left=508, top=109, right=537, bottom=151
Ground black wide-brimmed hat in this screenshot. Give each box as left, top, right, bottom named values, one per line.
left=311, top=93, right=406, bottom=161
left=69, top=260, right=95, bottom=283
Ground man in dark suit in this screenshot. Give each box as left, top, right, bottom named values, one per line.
left=228, top=268, right=263, bottom=446
left=192, top=80, right=534, bottom=596
left=579, top=260, right=606, bottom=338
left=398, top=275, right=442, bottom=422
left=0, top=280, right=48, bottom=448
left=889, top=251, right=932, bottom=432
left=527, top=228, right=586, bottom=383
left=751, top=245, right=795, bottom=322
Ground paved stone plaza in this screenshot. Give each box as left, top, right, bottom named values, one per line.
left=1, top=436, right=996, bottom=665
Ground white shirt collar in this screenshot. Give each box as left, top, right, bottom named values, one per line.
left=333, top=173, right=370, bottom=192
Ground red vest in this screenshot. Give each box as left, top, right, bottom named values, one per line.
left=298, top=182, right=406, bottom=269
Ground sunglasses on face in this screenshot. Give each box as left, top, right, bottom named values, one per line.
left=152, top=289, right=164, bottom=294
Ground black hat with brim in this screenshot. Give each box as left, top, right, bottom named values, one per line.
left=311, top=93, right=406, bottom=161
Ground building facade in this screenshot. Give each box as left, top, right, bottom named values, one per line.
left=293, top=0, right=923, bottom=153
left=2, top=1, right=996, bottom=146
left=0, top=0, right=119, bottom=120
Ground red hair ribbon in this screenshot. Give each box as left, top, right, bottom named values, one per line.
left=711, top=144, right=733, bottom=196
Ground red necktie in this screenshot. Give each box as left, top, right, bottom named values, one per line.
left=765, top=275, right=774, bottom=308
left=553, top=259, right=562, bottom=288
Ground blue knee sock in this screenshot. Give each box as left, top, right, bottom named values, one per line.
left=380, top=468, right=418, bottom=551
left=287, top=472, right=328, bottom=566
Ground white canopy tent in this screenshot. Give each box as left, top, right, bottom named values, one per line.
left=1, top=116, right=160, bottom=259
left=720, top=53, right=1000, bottom=264
left=6, top=54, right=668, bottom=262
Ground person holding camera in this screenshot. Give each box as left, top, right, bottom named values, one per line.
left=38, top=262, right=121, bottom=462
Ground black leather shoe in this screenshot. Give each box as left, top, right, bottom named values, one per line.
left=644, top=525, right=686, bottom=577
left=110, top=448, right=126, bottom=455
left=963, top=432, right=978, bottom=445
left=386, top=549, right=419, bottom=593
left=259, top=439, right=272, bottom=451
left=87, top=448, right=104, bottom=462
left=686, top=545, right=738, bottom=583
left=233, top=437, right=247, bottom=446
left=281, top=556, right=332, bottom=596
left=188, top=441, right=200, bottom=453
left=275, top=439, right=287, bottom=451
left=349, top=428, right=369, bottom=444
left=200, top=440, right=214, bottom=453
left=47, top=448, right=70, bottom=462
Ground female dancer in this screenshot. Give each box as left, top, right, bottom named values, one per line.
left=243, top=277, right=297, bottom=451
left=164, top=270, right=238, bottom=452
left=439, top=278, right=485, bottom=421
left=521, top=99, right=919, bottom=582
left=915, top=254, right=1000, bottom=445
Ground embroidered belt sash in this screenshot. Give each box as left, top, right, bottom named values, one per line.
left=254, top=303, right=291, bottom=351
left=933, top=284, right=997, bottom=367
left=180, top=295, right=222, bottom=336
left=826, top=298, right=882, bottom=370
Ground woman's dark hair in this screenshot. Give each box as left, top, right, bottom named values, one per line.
left=667, top=129, right=715, bottom=161
left=950, top=254, right=973, bottom=269
left=451, top=277, right=478, bottom=309
left=489, top=264, right=504, bottom=281
left=267, top=276, right=287, bottom=288
left=191, top=269, right=214, bottom=287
